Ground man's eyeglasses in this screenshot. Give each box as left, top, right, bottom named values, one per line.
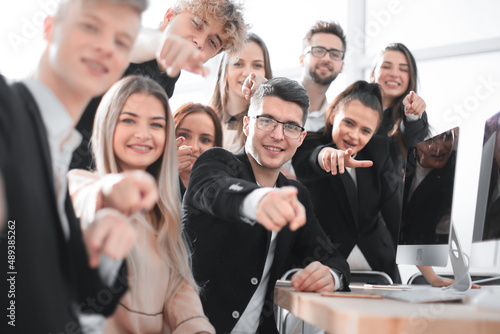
left=303, top=46, right=344, bottom=61
left=252, top=116, right=304, bottom=139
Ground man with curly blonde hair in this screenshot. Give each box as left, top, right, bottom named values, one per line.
left=71, top=0, right=248, bottom=170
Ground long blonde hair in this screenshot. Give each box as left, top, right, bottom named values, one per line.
left=91, top=75, right=197, bottom=301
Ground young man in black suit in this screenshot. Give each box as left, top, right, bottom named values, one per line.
left=183, top=77, right=350, bottom=334
left=0, top=0, right=157, bottom=332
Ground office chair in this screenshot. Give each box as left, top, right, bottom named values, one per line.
left=351, top=270, right=394, bottom=285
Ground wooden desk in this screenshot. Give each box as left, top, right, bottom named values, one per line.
left=274, top=284, right=500, bottom=334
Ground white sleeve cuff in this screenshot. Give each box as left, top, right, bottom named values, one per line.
left=240, top=187, right=274, bottom=225
left=405, top=112, right=421, bottom=121
left=329, top=268, right=343, bottom=291
left=98, top=255, right=124, bottom=286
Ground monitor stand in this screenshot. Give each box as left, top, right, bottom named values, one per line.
left=385, top=223, right=472, bottom=303
left=446, top=222, right=472, bottom=292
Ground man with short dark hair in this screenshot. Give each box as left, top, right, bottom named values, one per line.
left=183, top=77, right=350, bottom=334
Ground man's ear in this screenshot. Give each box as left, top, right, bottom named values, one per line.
left=163, top=8, right=175, bottom=25
left=243, top=116, right=250, bottom=136
left=43, top=16, right=55, bottom=42
left=299, top=54, right=305, bottom=68
left=297, top=129, right=307, bottom=147
left=339, top=61, right=344, bottom=73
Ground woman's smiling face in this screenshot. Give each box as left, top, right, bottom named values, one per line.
left=330, top=100, right=380, bottom=156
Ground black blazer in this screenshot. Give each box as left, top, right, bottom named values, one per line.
left=183, top=147, right=350, bottom=334
left=377, top=106, right=429, bottom=181
left=0, top=77, right=127, bottom=333
left=293, top=135, right=402, bottom=283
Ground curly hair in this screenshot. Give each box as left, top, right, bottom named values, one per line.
left=173, top=0, right=247, bottom=58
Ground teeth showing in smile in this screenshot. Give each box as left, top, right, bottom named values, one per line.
left=344, top=140, right=355, bottom=147
left=265, top=146, right=282, bottom=152
left=86, top=60, right=106, bottom=72
left=130, top=145, right=151, bottom=151
left=386, top=81, right=400, bottom=86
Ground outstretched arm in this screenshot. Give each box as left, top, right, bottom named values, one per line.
left=254, top=186, right=306, bottom=232
left=242, top=72, right=269, bottom=100
left=83, top=208, right=137, bottom=268
left=129, top=27, right=208, bottom=78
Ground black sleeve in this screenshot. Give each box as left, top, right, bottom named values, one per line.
left=402, top=111, right=429, bottom=149
left=65, top=194, right=128, bottom=317
left=0, top=75, right=13, bottom=172
left=292, top=133, right=328, bottom=182
left=378, top=149, right=403, bottom=246
left=124, top=60, right=180, bottom=98
left=184, top=148, right=260, bottom=224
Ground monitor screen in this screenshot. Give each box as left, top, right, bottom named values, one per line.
left=396, top=127, right=459, bottom=267
left=470, top=111, right=500, bottom=269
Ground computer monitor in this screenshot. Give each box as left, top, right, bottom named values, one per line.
left=470, top=111, right=500, bottom=271
left=397, top=127, right=459, bottom=267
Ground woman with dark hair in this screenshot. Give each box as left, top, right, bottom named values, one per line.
left=370, top=43, right=429, bottom=178
left=174, top=102, right=223, bottom=195
left=210, top=33, right=273, bottom=153
left=293, top=80, right=403, bottom=282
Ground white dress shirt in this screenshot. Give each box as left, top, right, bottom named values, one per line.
left=305, top=98, right=328, bottom=133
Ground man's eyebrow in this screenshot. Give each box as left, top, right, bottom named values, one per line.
left=81, top=12, right=135, bottom=44
left=214, top=34, right=223, bottom=48
left=202, top=18, right=223, bottom=48
left=81, top=12, right=103, bottom=23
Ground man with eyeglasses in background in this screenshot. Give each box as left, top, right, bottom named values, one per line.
left=182, top=77, right=350, bottom=334
left=300, top=21, right=346, bottom=133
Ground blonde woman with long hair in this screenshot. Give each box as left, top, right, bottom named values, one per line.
left=68, top=75, right=214, bottom=334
